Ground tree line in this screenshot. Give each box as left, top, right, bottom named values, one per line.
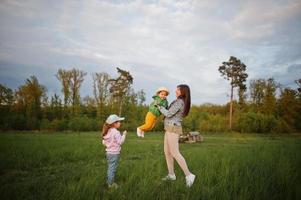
left=184, top=79, right=301, bottom=133
left=0, top=58, right=300, bottom=133
left=183, top=56, right=301, bottom=133
left=0, top=67, right=148, bottom=132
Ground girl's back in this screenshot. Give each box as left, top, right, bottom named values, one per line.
left=103, top=128, right=123, bottom=154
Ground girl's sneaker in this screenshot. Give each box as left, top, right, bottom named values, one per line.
left=140, top=130, right=145, bottom=138
left=162, top=174, right=176, bottom=181
left=108, top=183, right=119, bottom=189
left=185, top=173, right=196, bottom=188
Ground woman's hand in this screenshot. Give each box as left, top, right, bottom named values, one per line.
left=123, top=130, right=127, bottom=135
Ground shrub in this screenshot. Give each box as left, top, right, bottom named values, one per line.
left=68, top=117, right=99, bottom=132
left=235, top=112, right=277, bottom=133
left=11, top=115, right=27, bottom=130
left=49, top=119, right=68, bottom=131
left=199, top=114, right=227, bottom=132
left=273, top=119, right=294, bottom=133
left=40, top=119, right=52, bottom=130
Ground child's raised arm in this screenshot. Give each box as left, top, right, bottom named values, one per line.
left=115, top=130, right=127, bottom=145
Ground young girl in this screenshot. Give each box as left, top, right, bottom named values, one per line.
left=137, top=87, right=169, bottom=137
left=102, top=114, right=127, bottom=188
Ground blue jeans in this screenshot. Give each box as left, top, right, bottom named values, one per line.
left=106, top=153, right=120, bottom=185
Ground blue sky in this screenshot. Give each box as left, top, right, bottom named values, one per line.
left=0, top=0, right=300, bottom=104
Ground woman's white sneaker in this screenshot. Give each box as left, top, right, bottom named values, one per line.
left=185, top=174, right=196, bottom=188
left=162, top=174, right=176, bottom=181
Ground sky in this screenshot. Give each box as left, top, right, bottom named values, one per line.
left=0, top=0, right=301, bottom=105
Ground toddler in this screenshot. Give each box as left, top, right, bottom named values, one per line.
left=137, top=87, right=169, bottom=137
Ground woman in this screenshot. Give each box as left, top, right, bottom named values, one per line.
left=156, top=84, right=196, bottom=188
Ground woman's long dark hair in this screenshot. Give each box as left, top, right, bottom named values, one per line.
left=177, top=84, right=191, bottom=117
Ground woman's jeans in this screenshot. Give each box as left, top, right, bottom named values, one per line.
left=106, top=153, right=120, bottom=185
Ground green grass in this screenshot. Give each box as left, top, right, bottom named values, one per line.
left=0, top=132, right=300, bottom=200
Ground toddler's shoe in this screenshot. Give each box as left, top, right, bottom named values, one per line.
left=162, top=174, right=176, bottom=181
left=185, top=173, right=196, bottom=188
left=140, top=130, right=145, bottom=138
left=136, top=127, right=142, bottom=137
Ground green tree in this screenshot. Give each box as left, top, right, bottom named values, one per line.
left=109, top=68, right=133, bottom=115
left=0, top=84, right=14, bottom=130
left=82, top=95, right=97, bottom=118
left=262, top=78, right=277, bottom=115
left=15, top=76, right=47, bottom=129
left=56, top=68, right=86, bottom=116
left=56, top=69, right=72, bottom=107
left=249, top=78, right=277, bottom=115
left=238, top=84, right=247, bottom=110
left=50, top=93, right=63, bottom=120
left=92, top=72, right=111, bottom=120
left=136, top=89, right=146, bottom=106
left=183, top=105, right=201, bottom=131
left=0, top=84, right=14, bottom=105
left=250, top=79, right=266, bottom=112
left=218, top=56, right=248, bottom=130
left=69, top=68, right=87, bottom=116
left=295, top=79, right=301, bottom=130
left=277, top=88, right=298, bottom=131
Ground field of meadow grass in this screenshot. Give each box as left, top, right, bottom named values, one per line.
left=0, top=131, right=300, bottom=200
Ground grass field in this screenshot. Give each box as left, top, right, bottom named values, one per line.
left=0, top=131, right=300, bottom=200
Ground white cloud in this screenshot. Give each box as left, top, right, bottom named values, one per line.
left=0, top=0, right=300, bottom=105
left=224, top=0, right=301, bottom=40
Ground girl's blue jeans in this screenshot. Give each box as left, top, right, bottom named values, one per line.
left=106, top=153, right=120, bottom=185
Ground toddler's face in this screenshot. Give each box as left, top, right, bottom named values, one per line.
left=158, top=91, right=168, bottom=100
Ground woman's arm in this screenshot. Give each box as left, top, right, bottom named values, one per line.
left=157, top=99, right=183, bottom=118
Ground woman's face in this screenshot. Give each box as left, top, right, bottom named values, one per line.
left=175, top=87, right=181, bottom=97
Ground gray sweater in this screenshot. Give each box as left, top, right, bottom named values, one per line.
left=157, top=98, right=184, bottom=126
